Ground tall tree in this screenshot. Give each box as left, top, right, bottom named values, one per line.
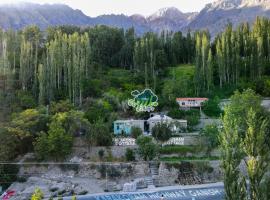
left=242, top=108, right=270, bottom=200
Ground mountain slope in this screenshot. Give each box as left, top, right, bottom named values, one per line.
left=187, top=0, right=270, bottom=35
left=89, top=14, right=151, bottom=35
left=1, top=1, right=270, bottom=36
left=90, top=7, right=197, bottom=34
left=147, top=7, right=197, bottom=32
left=0, top=3, right=194, bottom=34
left=0, top=3, right=91, bottom=29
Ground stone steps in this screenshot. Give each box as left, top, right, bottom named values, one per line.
left=149, top=162, right=159, bottom=176
left=145, top=176, right=154, bottom=186
left=150, top=167, right=158, bottom=176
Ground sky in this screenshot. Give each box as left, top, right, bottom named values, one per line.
left=0, top=0, right=215, bottom=17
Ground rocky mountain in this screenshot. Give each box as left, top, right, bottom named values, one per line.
left=90, top=7, right=198, bottom=34
left=0, top=3, right=194, bottom=34
left=1, top=1, right=270, bottom=36
left=88, top=14, right=151, bottom=35
left=187, top=0, right=270, bottom=35
left=0, top=3, right=91, bottom=30
left=146, top=7, right=197, bottom=33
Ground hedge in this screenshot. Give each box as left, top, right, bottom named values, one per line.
left=159, top=145, right=200, bottom=154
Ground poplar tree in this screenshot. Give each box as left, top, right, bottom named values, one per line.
left=242, top=109, right=270, bottom=200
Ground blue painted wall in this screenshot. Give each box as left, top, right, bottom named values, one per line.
left=114, top=122, right=132, bottom=135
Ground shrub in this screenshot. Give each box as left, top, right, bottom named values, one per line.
left=0, top=164, right=19, bottom=189
left=202, top=97, right=222, bottom=117
left=105, top=149, right=114, bottom=162
left=34, top=132, right=49, bottom=160
left=34, top=120, right=73, bottom=161
left=50, top=100, right=74, bottom=115
left=31, top=188, right=44, bottom=200
left=98, top=165, right=121, bottom=179
left=125, top=148, right=135, bottom=161
left=85, top=101, right=110, bottom=123
left=98, top=149, right=105, bottom=160
left=193, top=161, right=214, bottom=175
left=10, top=107, right=50, bottom=137
left=136, top=136, right=159, bottom=161
left=95, top=129, right=113, bottom=146
left=87, top=120, right=113, bottom=146
left=131, top=127, right=142, bottom=139
left=185, top=110, right=200, bottom=127
left=107, top=166, right=121, bottom=178
left=17, top=91, right=36, bottom=109
left=152, top=123, right=172, bottom=142
left=71, top=196, right=77, bottom=200
left=168, top=109, right=200, bottom=127
left=167, top=108, right=184, bottom=119
left=82, top=79, right=103, bottom=98
left=0, top=128, right=19, bottom=161
left=200, top=124, right=220, bottom=154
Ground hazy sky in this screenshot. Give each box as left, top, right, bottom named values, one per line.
left=0, top=0, right=215, bottom=17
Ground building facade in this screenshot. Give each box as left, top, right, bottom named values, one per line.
left=176, top=98, right=208, bottom=110
left=113, top=114, right=187, bottom=135
left=113, top=119, right=145, bottom=135
left=147, top=114, right=187, bottom=133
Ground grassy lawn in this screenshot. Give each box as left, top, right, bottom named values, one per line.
left=160, top=156, right=220, bottom=162
left=167, top=64, right=195, bottom=79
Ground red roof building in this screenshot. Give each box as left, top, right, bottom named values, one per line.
left=176, top=98, right=208, bottom=110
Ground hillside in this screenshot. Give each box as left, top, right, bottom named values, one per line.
left=0, top=3, right=91, bottom=30
left=187, top=0, right=270, bottom=35
left=2, top=1, right=270, bottom=35
left=0, top=3, right=193, bottom=34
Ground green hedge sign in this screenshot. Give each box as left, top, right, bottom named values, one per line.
left=128, top=89, right=158, bottom=112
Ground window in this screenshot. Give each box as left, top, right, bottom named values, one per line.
left=182, top=102, right=185, bottom=105
left=116, top=125, right=119, bottom=130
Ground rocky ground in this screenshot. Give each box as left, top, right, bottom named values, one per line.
left=9, top=167, right=105, bottom=200
left=8, top=153, right=149, bottom=199
left=7, top=159, right=223, bottom=200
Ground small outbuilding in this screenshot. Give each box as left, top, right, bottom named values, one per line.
left=147, top=114, right=187, bottom=133
left=176, top=97, right=208, bottom=110
left=113, top=119, right=145, bottom=135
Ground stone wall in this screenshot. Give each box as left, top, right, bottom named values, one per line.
left=72, top=138, right=137, bottom=160
left=73, top=136, right=200, bottom=160
left=72, top=146, right=138, bottom=160
left=13, top=159, right=227, bottom=199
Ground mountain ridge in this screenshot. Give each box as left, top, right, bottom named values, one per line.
left=187, top=0, right=270, bottom=35
left=1, top=1, right=270, bottom=36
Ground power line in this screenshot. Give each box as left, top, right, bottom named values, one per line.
left=0, top=161, right=151, bottom=165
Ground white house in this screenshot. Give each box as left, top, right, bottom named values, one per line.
left=176, top=98, right=208, bottom=110
left=147, top=114, right=187, bottom=134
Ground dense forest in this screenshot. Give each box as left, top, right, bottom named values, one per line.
left=0, top=25, right=195, bottom=106
left=195, top=17, right=270, bottom=95
left=1, top=17, right=270, bottom=110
